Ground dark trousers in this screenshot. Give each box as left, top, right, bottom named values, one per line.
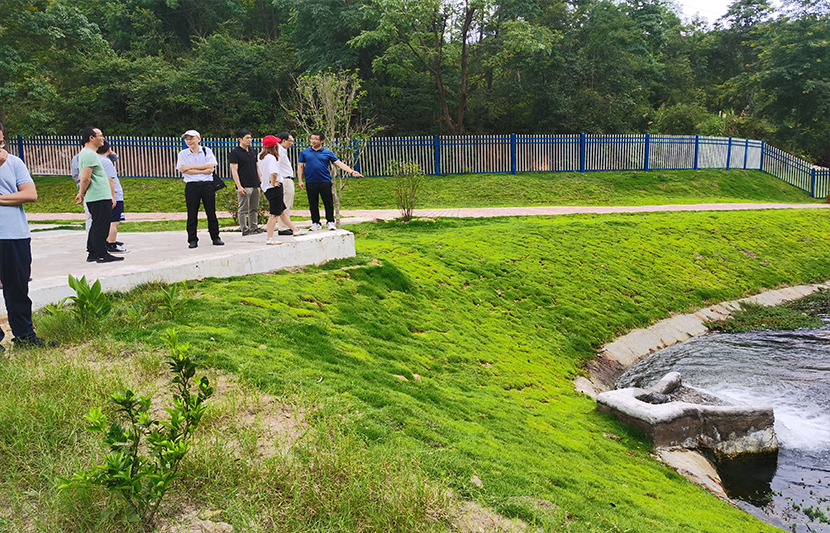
left=86, top=199, right=112, bottom=259
left=0, top=238, right=34, bottom=342
left=306, top=181, right=334, bottom=224
left=185, top=181, right=219, bottom=243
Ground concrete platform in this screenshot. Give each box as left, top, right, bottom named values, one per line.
left=3, top=227, right=356, bottom=318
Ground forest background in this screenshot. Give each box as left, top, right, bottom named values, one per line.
left=1, top=0, right=828, bottom=165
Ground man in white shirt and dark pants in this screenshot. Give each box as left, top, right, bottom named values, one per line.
left=176, top=129, right=224, bottom=249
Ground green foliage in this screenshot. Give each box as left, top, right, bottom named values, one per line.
left=58, top=329, right=213, bottom=530
left=704, top=302, right=823, bottom=333
left=387, top=159, right=425, bottom=221
left=784, top=287, right=830, bottom=315
left=160, top=284, right=188, bottom=320
left=67, top=274, right=112, bottom=331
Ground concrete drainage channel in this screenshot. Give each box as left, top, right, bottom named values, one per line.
left=575, top=282, right=829, bottom=502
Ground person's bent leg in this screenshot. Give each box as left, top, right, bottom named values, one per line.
left=0, top=239, right=35, bottom=340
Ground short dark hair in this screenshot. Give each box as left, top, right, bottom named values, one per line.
left=81, top=127, right=98, bottom=145
left=276, top=131, right=292, bottom=142
left=310, top=131, right=325, bottom=141
left=236, top=128, right=252, bottom=139
left=96, top=140, right=110, bottom=155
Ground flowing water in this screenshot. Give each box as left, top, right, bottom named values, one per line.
left=617, top=326, right=830, bottom=532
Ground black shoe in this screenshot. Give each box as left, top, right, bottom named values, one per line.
left=277, top=229, right=294, bottom=236
left=86, top=255, right=98, bottom=262
left=252, top=227, right=265, bottom=234
left=212, top=238, right=224, bottom=246
left=189, top=241, right=198, bottom=249
left=96, top=254, right=124, bottom=263
left=107, top=243, right=127, bottom=253
left=115, top=241, right=124, bottom=246
left=13, top=335, right=57, bottom=348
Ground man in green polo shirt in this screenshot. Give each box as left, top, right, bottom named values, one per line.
left=75, top=127, right=122, bottom=263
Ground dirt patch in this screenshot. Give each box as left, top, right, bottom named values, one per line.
left=450, top=500, right=529, bottom=533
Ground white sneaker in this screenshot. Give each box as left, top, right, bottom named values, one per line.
left=266, top=237, right=282, bottom=245
left=327, top=221, right=336, bottom=230
left=310, top=223, right=322, bottom=231
left=294, top=229, right=308, bottom=236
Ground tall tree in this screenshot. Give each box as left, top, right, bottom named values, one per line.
left=351, top=0, right=555, bottom=134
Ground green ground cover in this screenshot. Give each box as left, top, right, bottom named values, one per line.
left=5, top=208, right=829, bottom=531
left=28, top=169, right=816, bottom=214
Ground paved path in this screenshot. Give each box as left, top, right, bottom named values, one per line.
left=25, top=202, right=830, bottom=225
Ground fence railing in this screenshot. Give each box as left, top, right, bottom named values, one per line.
left=8, top=133, right=827, bottom=198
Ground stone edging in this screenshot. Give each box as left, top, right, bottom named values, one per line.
left=575, top=281, right=830, bottom=398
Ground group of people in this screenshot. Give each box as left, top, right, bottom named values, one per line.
left=182, top=128, right=363, bottom=246
left=0, top=123, right=363, bottom=350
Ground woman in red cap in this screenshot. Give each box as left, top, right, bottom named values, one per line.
left=259, top=135, right=306, bottom=244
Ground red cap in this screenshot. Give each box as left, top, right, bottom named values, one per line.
left=262, top=135, right=278, bottom=147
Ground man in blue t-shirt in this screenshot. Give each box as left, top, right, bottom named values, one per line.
left=0, top=121, right=55, bottom=348
left=297, top=131, right=362, bottom=231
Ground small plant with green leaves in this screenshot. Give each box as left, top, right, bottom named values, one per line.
left=42, top=298, right=68, bottom=316
left=125, top=303, right=150, bottom=328
left=59, top=329, right=214, bottom=530
left=387, top=160, right=425, bottom=222
left=66, top=274, right=112, bottom=330
left=160, top=283, right=188, bottom=319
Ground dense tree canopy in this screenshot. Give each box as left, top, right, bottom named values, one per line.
left=1, top=0, right=828, bottom=163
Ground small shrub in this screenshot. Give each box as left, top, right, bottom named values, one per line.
left=160, top=283, right=188, bottom=319
left=67, top=274, right=112, bottom=331
left=59, top=329, right=214, bottom=530
left=387, top=160, right=425, bottom=222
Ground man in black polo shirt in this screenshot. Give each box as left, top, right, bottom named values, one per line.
left=229, top=129, right=263, bottom=235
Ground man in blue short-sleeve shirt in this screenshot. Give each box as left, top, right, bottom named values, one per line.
left=0, top=121, right=54, bottom=348
left=297, top=131, right=362, bottom=231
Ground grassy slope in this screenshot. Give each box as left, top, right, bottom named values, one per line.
left=29, top=208, right=826, bottom=532
left=27, top=169, right=817, bottom=214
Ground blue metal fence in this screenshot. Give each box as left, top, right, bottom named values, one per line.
left=8, top=133, right=827, bottom=198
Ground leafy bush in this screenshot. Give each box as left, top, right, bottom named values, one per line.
left=59, top=329, right=214, bottom=530
left=67, top=274, right=112, bottom=330
left=387, top=160, right=425, bottom=222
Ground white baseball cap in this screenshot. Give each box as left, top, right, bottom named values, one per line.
left=182, top=129, right=201, bottom=138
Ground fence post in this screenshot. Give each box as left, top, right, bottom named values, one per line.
left=759, top=140, right=765, bottom=172
left=353, top=139, right=360, bottom=174
left=811, top=167, right=817, bottom=198
left=744, top=138, right=749, bottom=170
left=644, top=133, right=650, bottom=172
left=726, top=136, right=732, bottom=170
left=16, top=134, right=25, bottom=163
left=580, top=133, right=586, bottom=173
left=510, top=133, right=516, bottom=175
left=434, top=135, right=440, bottom=176
left=693, top=134, right=700, bottom=170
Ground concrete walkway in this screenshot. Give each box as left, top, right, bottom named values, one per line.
left=25, top=202, right=830, bottom=226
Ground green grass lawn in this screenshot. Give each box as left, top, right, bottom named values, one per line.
left=6, top=208, right=829, bottom=531
left=28, top=169, right=817, bottom=214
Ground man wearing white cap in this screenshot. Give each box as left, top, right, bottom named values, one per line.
left=176, top=129, right=224, bottom=248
